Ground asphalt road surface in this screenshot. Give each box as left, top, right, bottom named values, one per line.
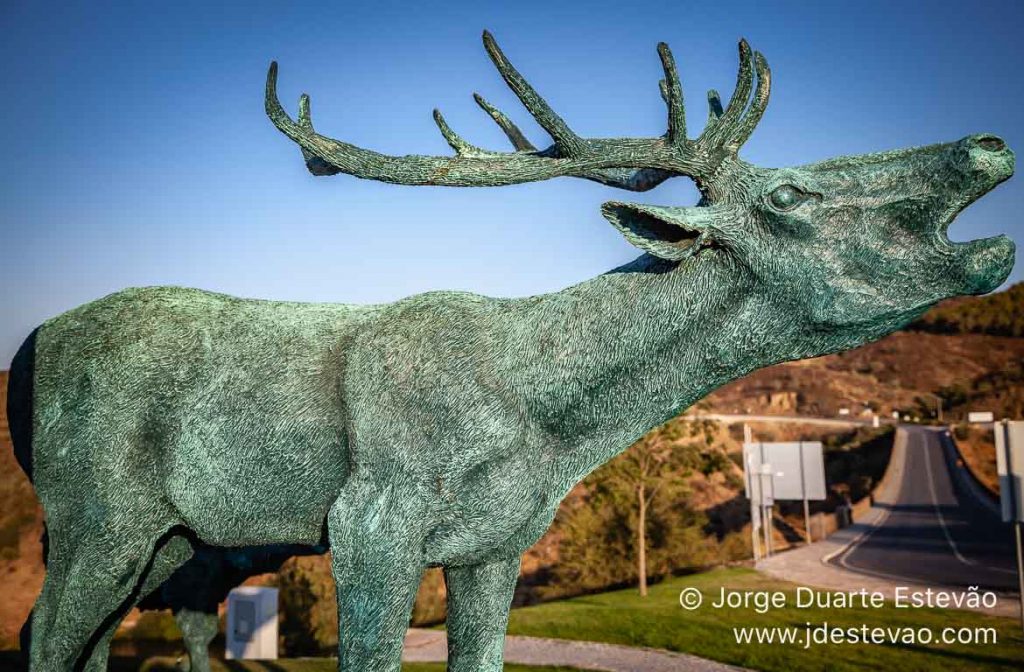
left=831, top=425, right=1018, bottom=592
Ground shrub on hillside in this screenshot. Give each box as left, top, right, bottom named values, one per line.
left=909, top=283, right=1024, bottom=337
left=278, top=554, right=447, bottom=655
left=278, top=555, right=337, bottom=655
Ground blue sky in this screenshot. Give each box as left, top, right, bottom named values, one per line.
left=2, top=0, right=1023, bottom=364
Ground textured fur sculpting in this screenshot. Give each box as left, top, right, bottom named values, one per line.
left=11, top=33, right=1016, bottom=672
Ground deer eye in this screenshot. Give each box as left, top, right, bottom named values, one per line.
left=768, top=184, right=807, bottom=211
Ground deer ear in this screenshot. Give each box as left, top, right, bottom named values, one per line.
left=600, top=201, right=733, bottom=261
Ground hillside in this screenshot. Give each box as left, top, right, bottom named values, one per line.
left=703, top=283, right=1024, bottom=420
left=908, top=282, right=1024, bottom=337
left=0, top=371, right=46, bottom=648
left=704, top=331, right=1024, bottom=419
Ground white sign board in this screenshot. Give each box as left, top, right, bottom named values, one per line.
left=745, top=442, right=826, bottom=502
left=995, top=421, right=1024, bottom=523
left=226, top=586, right=279, bottom=660
left=969, top=411, right=995, bottom=424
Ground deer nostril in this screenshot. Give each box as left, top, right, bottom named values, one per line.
left=976, top=135, right=1006, bottom=152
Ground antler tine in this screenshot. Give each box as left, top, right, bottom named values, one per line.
left=698, top=39, right=753, bottom=148
left=473, top=93, right=538, bottom=152
left=295, top=93, right=317, bottom=166
left=728, top=51, right=771, bottom=149
left=719, top=40, right=755, bottom=128
left=656, top=42, right=686, bottom=146
left=481, top=30, right=586, bottom=157
left=471, top=93, right=676, bottom=191
left=706, top=89, right=724, bottom=124
left=268, top=62, right=493, bottom=185
left=432, top=108, right=488, bottom=156
left=266, top=68, right=340, bottom=176
left=266, top=62, right=301, bottom=148
left=297, top=93, right=312, bottom=130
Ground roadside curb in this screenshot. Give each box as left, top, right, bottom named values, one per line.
left=939, top=429, right=1001, bottom=517
left=819, top=427, right=907, bottom=565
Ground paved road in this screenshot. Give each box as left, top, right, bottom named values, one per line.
left=692, top=412, right=872, bottom=428
left=831, top=425, right=1018, bottom=592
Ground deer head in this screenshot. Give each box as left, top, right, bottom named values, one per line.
left=266, top=32, right=1015, bottom=336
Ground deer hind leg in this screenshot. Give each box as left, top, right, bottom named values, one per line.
left=29, top=525, right=192, bottom=672
left=327, top=484, right=425, bottom=671
left=79, top=532, right=195, bottom=672
left=443, top=556, right=521, bottom=672
left=174, top=607, right=219, bottom=672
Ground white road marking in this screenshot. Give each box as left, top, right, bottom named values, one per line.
left=830, top=429, right=1013, bottom=580
left=921, top=432, right=977, bottom=567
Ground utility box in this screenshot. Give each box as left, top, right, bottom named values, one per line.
left=226, top=587, right=278, bottom=660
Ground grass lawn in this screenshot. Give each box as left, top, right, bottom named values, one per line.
left=505, top=567, right=1024, bottom=671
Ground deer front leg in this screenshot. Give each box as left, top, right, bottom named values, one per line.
left=444, top=556, right=521, bottom=672
left=327, top=485, right=424, bottom=672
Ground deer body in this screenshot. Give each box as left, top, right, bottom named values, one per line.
left=31, top=258, right=761, bottom=555
left=12, top=31, right=1015, bottom=672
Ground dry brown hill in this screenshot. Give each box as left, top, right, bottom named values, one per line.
left=0, top=370, right=46, bottom=648
left=703, top=284, right=1024, bottom=421
left=704, top=331, right=1024, bottom=420
left=909, top=281, right=1024, bottom=337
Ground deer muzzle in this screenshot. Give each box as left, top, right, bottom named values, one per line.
left=945, top=134, right=1015, bottom=294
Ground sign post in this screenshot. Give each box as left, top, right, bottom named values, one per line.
left=761, top=461, right=774, bottom=557
left=995, top=420, right=1024, bottom=635
left=744, top=441, right=826, bottom=550
left=799, top=442, right=812, bottom=543
left=1017, top=524, right=1024, bottom=637
left=743, top=424, right=762, bottom=561
left=744, top=459, right=774, bottom=558
left=743, top=446, right=773, bottom=557
left=750, top=497, right=762, bottom=562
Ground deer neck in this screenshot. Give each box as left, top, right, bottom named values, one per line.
left=509, top=254, right=802, bottom=483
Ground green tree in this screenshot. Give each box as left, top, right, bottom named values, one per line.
left=602, top=426, right=694, bottom=596
left=546, top=418, right=725, bottom=599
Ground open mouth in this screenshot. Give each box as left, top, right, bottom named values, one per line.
left=937, top=167, right=1015, bottom=294
left=938, top=134, right=1014, bottom=240
left=937, top=177, right=1008, bottom=239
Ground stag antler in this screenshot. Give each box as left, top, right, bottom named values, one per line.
left=266, top=31, right=770, bottom=191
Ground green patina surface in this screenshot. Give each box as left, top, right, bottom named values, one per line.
left=14, top=30, right=1015, bottom=672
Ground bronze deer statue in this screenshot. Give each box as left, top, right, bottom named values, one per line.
left=8, top=30, right=1014, bottom=671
